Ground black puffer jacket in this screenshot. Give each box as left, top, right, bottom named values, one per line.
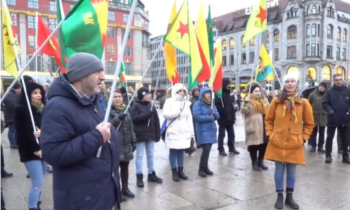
left=131, top=100, right=160, bottom=142
left=15, top=82, right=45, bottom=162
left=2, top=89, right=20, bottom=124
left=215, top=80, right=236, bottom=126
left=322, top=85, right=350, bottom=126
left=109, top=106, right=136, bottom=162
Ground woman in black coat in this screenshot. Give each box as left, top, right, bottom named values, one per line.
left=15, top=82, right=46, bottom=210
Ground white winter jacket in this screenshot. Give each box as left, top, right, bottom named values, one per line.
left=163, top=84, right=194, bottom=149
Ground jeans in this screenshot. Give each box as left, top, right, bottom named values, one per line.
left=7, top=124, right=16, bottom=147
left=24, top=160, right=47, bottom=208
left=309, top=126, right=325, bottom=149
left=274, top=162, right=297, bottom=192
left=326, top=126, right=349, bottom=157
left=218, top=125, right=235, bottom=150
left=248, top=144, right=267, bottom=161
left=169, top=149, right=185, bottom=169
left=135, top=141, right=154, bottom=174
left=199, top=144, right=212, bottom=168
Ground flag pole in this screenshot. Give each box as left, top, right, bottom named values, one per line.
left=98, top=0, right=139, bottom=157
left=35, top=12, right=39, bottom=82
left=1, top=19, right=64, bottom=104
left=123, top=64, right=131, bottom=103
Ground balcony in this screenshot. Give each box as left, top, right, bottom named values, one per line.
left=304, top=56, right=321, bottom=62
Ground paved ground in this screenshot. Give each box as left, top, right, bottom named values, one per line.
left=2, top=110, right=350, bottom=210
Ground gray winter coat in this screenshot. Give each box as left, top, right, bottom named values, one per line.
left=109, top=106, right=136, bottom=162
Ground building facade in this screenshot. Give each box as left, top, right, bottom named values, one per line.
left=1, top=0, right=151, bottom=91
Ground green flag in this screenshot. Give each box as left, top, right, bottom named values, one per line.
left=128, top=0, right=132, bottom=5
left=207, top=5, right=214, bottom=69
left=119, top=62, right=126, bottom=87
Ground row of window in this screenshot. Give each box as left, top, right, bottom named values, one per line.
left=106, top=45, right=132, bottom=56
left=222, top=48, right=280, bottom=66
left=108, top=12, right=129, bottom=23
left=105, top=61, right=133, bottom=75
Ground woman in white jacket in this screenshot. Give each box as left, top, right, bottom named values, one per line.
left=163, top=83, right=194, bottom=182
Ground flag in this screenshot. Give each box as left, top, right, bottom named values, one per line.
left=165, top=0, right=202, bottom=90
left=128, top=0, right=132, bottom=5
left=243, top=0, right=267, bottom=44
left=1, top=0, right=21, bottom=77
left=255, top=44, right=274, bottom=83
left=207, top=6, right=215, bottom=68
left=37, top=15, right=66, bottom=73
left=164, top=1, right=179, bottom=84
left=209, top=38, right=223, bottom=97
left=195, top=1, right=211, bottom=83
left=119, top=62, right=127, bottom=87
left=57, top=0, right=109, bottom=68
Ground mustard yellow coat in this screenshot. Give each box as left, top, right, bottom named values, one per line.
left=264, top=97, right=315, bottom=165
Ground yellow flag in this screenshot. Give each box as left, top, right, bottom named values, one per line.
left=164, top=0, right=202, bottom=90
left=243, top=0, right=267, bottom=44
left=2, top=0, right=21, bottom=77
left=255, top=44, right=274, bottom=83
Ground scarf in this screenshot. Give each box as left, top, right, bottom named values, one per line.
left=31, top=99, right=44, bottom=114
left=113, top=103, right=126, bottom=111
left=249, top=95, right=268, bottom=115
left=203, top=98, right=211, bottom=105
left=283, top=92, right=299, bottom=123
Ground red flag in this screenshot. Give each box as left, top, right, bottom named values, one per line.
left=37, top=15, right=66, bottom=73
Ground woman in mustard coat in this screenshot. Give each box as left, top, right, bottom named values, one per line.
left=265, top=73, right=314, bottom=210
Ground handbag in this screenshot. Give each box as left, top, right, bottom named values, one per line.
left=161, top=103, right=185, bottom=141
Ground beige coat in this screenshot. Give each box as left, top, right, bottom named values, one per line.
left=241, top=102, right=266, bottom=147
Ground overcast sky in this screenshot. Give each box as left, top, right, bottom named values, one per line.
left=141, top=0, right=258, bottom=37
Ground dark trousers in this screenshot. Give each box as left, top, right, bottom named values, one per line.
left=337, top=130, right=350, bottom=150
left=1, top=185, right=5, bottom=210
left=199, top=144, right=212, bottom=168
left=119, top=161, right=129, bottom=188
left=326, top=126, right=349, bottom=157
left=309, top=126, right=325, bottom=149
left=218, top=125, right=235, bottom=151
left=248, top=144, right=267, bottom=161
left=1, top=146, right=4, bottom=173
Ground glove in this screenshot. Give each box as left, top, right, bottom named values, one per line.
left=118, top=114, right=127, bottom=121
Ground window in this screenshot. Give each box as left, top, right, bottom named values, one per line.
left=124, top=46, right=132, bottom=56
left=28, top=0, right=38, bottom=9
left=312, top=5, right=317, bottom=14
left=6, top=0, right=16, bottom=6
left=311, top=43, right=316, bottom=56
left=223, top=56, right=227, bottom=66
left=274, top=29, right=279, bottom=42
left=107, top=27, right=116, bottom=37
left=327, top=25, right=333, bottom=39
left=343, top=29, right=347, bottom=42
left=266, top=31, right=269, bottom=43
left=107, top=45, right=116, bottom=55
left=28, top=36, right=35, bottom=48
left=318, top=24, right=320, bottom=37
left=241, top=36, right=246, bottom=47
left=48, top=18, right=57, bottom=31
left=342, top=48, right=346, bottom=59
left=250, top=38, right=255, bottom=46
left=49, top=1, right=56, bottom=12
left=249, top=52, right=255, bottom=63
left=123, top=14, right=129, bottom=23
left=241, top=53, right=246, bottom=64
left=10, top=13, right=17, bottom=27
left=336, top=47, right=341, bottom=60
left=125, top=62, right=133, bottom=75
left=326, top=45, right=333, bottom=58
left=229, top=38, right=234, bottom=49
left=222, top=39, right=227, bottom=51
left=49, top=56, right=58, bottom=72
left=122, top=29, right=132, bottom=40
left=28, top=16, right=36, bottom=29
left=287, top=25, right=297, bottom=39
left=230, top=54, right=234, bottom=65
left=287, top=46, right=296, bottom=59
left=323, top=66, right=331, bottom=81
left=337, top=27, right=341, bottom=40
left=108, top=11, right=115, bottom=21
left=306, top=25, right=310, bottom=37
left=274, top=48, right=279, bottom=61
left=306, top=44, right=310, bottom=56
left=311, top=24, right=316, bottom=36
left=105, top=61, right=116, bottom=75
left=28, top=55, right=42, bottom=71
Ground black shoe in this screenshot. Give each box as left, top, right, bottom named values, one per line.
left=258, top=159, right=268, bottom=170
left=10, top=145, right=18, bottom=149
left=252, top=161, right=261, bottom=171
left=37, top=201, right=42, bottom=210
left=1, top=170, right=13, bottom=178
left=29, top=208, right=38, bottom=210
left=121, top=196, right=127, bottom=202
left=318, top=148, right=326, bottom=153
left=338, top=149, right=343, bottom=154
left=27, top=174, right=30, bottom=178
left=46, top=166, right=52, bottom=174
left=229, top=148, right=240, bottom=154
left=136, top=174, right=144, bottom=188
left=148, top=171, right=163, bottom=183
left=204, top=166, right=214, bottom=175
left=325, top=155, right=332, bottom=163
left=198, top=168, right=206, bottom=177
left=310, top=147, right=316, bottom=152
left=122, top=182, right=135, bottom=198
left=178, top=167, right=188, bottom=180
left=285, top=190, right=299, bottom=209
left=219, top=149, right=227, bottom=156
left=274, top=192, right=284, bottom=209
left=342, top=157, right=350, bottom=164
left=172, top=168, right=180, bottom=182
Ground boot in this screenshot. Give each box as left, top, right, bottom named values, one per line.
left=148, top=171, right=163, bottom=183
left=136, top=174, right=144, bottom=188
left=198, top=167, right=207, bottom=177
left=342, top=156, right=350, bottom=164
left=1, top=170, right=13, bottom=178
left=122, top=183, right=135, bottom=198
left=318, top=147, right=326, bottom=153
left=258, top=159, right=268, bottom=170
left=172, top=168, right=180, bottom=182
left=229, top=147, right=240, bottom=155
left=309, top=147, right=316, bottom=152
left=285, top=189, right=299, bottom=209
left=219, top=149, right=227, bottom=156
left=37, top=201, right=42, bottom=210
left=274, top=192, right=284, bottom=209
left=325, top=154, right=332, bottom=163
left=252, top=161, right=261, bottom=171
left=178, top=167, right=188, bottom=180
left=204, top=166, right=214, bottom=175
left=29, top=208, right=38, bottom=210
left=121, top=196, right=127, bottom=202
